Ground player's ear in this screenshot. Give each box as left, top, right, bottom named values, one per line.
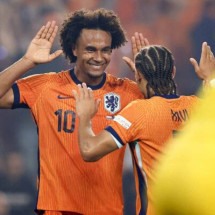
left=172, top=66, right=176, bottom=78
left=135, top=70, right=142, bottom=83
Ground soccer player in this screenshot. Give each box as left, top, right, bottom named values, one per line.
left=73, top=42, right=214, bottom=215
left=151, top=44, right=215, bottom=215
left=0, top=8, right=145, bottom=215
left=152, top=90, right=215, bottom=215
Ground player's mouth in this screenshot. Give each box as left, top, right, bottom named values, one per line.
left=88, top=63, right=105, bottom=70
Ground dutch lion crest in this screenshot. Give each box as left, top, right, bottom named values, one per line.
left=104, top=93, right=120, bottom=114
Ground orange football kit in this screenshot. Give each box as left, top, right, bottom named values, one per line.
left=12, top=69, right=143, bottom=215
left=105, top=95, right=198, bottom=215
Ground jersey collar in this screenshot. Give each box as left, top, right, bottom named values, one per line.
left=69, top=68, right=106, bottom=90
left=154, top=94, right=180, bottom=99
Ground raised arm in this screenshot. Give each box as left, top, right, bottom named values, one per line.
left=190, top=42, right=215, bottom=87
left=123, top=32, right=149, bottom=73
left=72, top=83, right=118, bottom=162
left=0, top=21, right=62, bottom=108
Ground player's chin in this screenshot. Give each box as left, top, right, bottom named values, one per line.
left=89, top=72, right=104, bottom=79
left=89, top=68, right=106, bottom=77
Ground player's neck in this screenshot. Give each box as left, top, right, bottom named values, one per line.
left=74, top=67, right=105, bottom=86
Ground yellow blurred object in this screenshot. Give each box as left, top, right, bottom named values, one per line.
left=152, top=87, right=215, bottom=215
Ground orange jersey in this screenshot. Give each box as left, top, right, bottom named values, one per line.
left=12, top=69, right=143, bottom=215
left=105, top=95, right=198, bottom=215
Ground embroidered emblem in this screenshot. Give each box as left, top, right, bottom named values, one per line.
left=104, top=93, right=120, bottom=114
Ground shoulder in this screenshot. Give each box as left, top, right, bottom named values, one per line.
left=16, top=71, right=70, bottom=87
left=106, top=74, right=143, bottom=96
left=15, top=73, right=55, bottom=87
left=20, top=71, right=57, bottom=81
left=106, top=74, right=135, bottom=87
left=179, top=95, right=200, bottom=104
left=33, top=70, right=70, bottom=81
left=120, top=99, right=146, bottom=113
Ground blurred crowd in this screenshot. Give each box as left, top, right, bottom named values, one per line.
left=0, top=0, right=214, bottom=214
left=1, top=0, right=215, bottom=89
left=0, top=151, right=36, bottom=215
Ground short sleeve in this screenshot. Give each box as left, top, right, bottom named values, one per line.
left=105, top=100, right=143, bottom=147
left=13, top=73, right=52, bottom=109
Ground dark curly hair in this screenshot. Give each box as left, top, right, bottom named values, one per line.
left=60, top=8, right=127, bottom=63
left=135, top=45, right=177, bottom=98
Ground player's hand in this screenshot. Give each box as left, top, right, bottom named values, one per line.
left=190, top=42, right=215, bottom=83
left=23, top=21, right=63, bottom=65
left=123, top=32, right=149, bottom=73
left=72, top=83, right=101, bottom=119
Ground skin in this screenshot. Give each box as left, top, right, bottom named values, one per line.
left=190, top=42, right=215, bottom=86
left=72, top=32, right=150, bottom=161
left=73, top=29, right=112, bottom=85
left=73, top=41, right=215, bottom=162
left=0, top=21, right=62, bottom=108
left=0, top=22, right=114, bottom=108
left=0, top=20, right=214, bottom=159
left=0, top=21, right=150, bottom=158
left=73, top=82, right=117, bottom=161
left=0, top=21, right=150, bottom=157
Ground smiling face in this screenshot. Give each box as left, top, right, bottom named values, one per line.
left=73, top=29, right=112, bottom=85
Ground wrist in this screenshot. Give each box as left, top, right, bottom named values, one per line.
left=79, top=115, right=91, bottom=125
left=21, top=56, right=37, bottom=68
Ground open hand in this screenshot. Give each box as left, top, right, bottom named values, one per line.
left=190, top=42, right=215, bottom=83
left=72, top=83, right=101, bottom=119
left=24, top=21, right=63, bottom=64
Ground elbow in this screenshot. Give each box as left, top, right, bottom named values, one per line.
left=0, top=92, right=6, bottom=99
left=80, top=149, right=100, bottom=162
left=78, top=137, right=102, bottom=162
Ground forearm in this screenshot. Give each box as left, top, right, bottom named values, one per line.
left=0, top=57, right=36, bottom=98
left=78, top=116, right=96, bottom=160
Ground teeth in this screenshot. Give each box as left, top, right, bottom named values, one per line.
left=89, top=63, right=103, bottom=66
left=91, top=65, right=102, bottom=67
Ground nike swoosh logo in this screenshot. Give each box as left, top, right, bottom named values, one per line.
left=57, top=95, right=73, bottom=99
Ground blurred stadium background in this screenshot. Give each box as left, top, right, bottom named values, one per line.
left=0, top=0, right=214, bottom=214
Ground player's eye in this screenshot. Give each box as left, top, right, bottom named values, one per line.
left=102, top=48, right=112, bottom=54
left=86, top=47, right=96, bottom=53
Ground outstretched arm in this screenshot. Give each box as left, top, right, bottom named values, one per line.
left=72, top=83, right=118, bottom=162
left=190, top=42, right=215, bottom=87
left=0, top=21, right=62, bottom=108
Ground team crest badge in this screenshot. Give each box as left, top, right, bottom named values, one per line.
left=104, top=93, right=121, bottom=114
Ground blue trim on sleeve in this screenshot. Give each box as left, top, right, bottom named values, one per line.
left=12, top=84, right=20, bottom=108
left=105, top=126, right=125, bottom=146
left=12, top=83, right=29, bottom=109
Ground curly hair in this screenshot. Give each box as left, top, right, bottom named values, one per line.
left=135, top=45, right=177, bottom=98
left=60, top=8, right=127, bottom=63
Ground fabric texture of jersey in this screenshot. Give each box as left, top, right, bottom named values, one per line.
left=105, top=95, right=198, bottom=215
left=12, top=69, right=143, bottom=215
left=152, top=88, right=215, bottom=215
